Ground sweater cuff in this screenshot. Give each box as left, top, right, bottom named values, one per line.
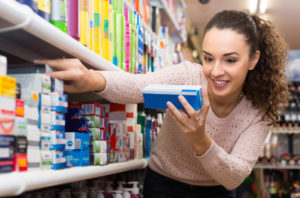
left=193, top=140, right=219, bottom=161
left=94, top=71, right=111, bottom=96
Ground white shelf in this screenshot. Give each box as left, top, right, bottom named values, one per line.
left=0, top=0, right=121, bottom=71
left=0, top=159, right=148, bottom=196
left=271, top=130, right=300, bottom=134
left=148, top=0, right=186, bottom=43
left=254, top=163, right=300, bottom=170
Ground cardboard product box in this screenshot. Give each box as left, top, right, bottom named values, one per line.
left=0, top=134, right=15, bottom=173
left=0, top=96, right=15, bottom=135
left=40, top=150, right=52, bottom=170
left=65, top=150, right=89, bottom=167
left=51, top=92, right=68, bottom=113
left=81, top=103, right=102, bottom=116
left=143, top=84, right=203, bottom=110
left=50, top=130, right=66, bottom=150
left=27, top=146, right=41, bottom=171
left=84, top=115, right=100, bottom=128
left=14, top=117, right=27, bottom=136
left=93, top=153, right=107, bottom=165
left=0, top=76, right=16, bottom=98
left=15, top=99, right=25, bottom=117
left=9, top=73, right=51, bottom=107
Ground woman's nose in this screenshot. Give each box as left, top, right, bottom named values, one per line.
left=211, top=62, right=225, bottom=77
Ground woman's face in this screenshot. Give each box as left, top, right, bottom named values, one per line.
left=202, top=27, right=258, bottom=101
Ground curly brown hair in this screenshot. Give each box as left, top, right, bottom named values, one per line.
left=203, top=10, right=290, bottom=124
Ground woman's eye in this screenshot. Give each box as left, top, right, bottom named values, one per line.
left=226, top=58, right=236, bottom=63
left=204, top=57, right=213, bottom=62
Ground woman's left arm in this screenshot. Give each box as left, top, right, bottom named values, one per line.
left=195, top=119, right=270, bottom=190
left=167, top=92, right=270, bottom=190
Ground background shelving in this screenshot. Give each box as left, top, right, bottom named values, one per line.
left=148, top=0, right=186, bottom=43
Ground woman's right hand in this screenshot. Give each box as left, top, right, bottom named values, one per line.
left=34, top=58, right=106, bottom=93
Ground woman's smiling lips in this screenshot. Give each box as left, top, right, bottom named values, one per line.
left=212, top=79, right=229, bottom=88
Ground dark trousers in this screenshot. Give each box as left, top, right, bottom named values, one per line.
left=143, top=167, right=236, bottom=198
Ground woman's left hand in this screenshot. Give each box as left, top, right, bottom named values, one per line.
left=166, top=87, right=212, bottom=155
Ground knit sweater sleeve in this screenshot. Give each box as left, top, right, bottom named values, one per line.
left=97, top=61, right=202, bottom=104
left=196, top=114, right=270, bottom=190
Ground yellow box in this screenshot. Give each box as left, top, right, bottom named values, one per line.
left=0, top=76, right=16, bottom=98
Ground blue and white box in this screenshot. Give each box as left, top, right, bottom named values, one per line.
left=143, top=85, right=203, bottom=110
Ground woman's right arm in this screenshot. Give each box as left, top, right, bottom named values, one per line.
left=34, top=59, right=202, bottom=104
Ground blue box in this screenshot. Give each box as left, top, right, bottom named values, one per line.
left=143, top=85, right=203, bottom=110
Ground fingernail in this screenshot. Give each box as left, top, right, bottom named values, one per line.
left=33, top=59, right=41, bottom=63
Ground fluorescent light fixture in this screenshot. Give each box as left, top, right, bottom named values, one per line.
left=249, top=0, right=258, bottom=14
left=249, top=0, right=267, bottom=14
left=259, top=0, right=268, bottom=13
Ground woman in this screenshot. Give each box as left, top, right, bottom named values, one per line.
left=35, top=10, right=289, bottom=198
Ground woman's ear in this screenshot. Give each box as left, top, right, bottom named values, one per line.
left=249, top=50, right=260, bottom=70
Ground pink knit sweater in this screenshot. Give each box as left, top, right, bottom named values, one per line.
left=99, top=61, right=271, bottom=190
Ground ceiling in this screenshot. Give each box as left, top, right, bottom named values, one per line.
left=184, top=0, right=300, bottom=50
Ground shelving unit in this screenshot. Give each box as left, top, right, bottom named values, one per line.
left=254, top=164, right=300, bottom=170
left=0, top=0, right=121, bottom=72
left=148, top=0, right=186, bottom=43
left=271, top=130, right=300, bottom=134
left=0, top=159, right=149, bottom=196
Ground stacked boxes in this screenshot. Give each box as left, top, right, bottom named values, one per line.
left=9, top=65, right=52, bottom=171
left=8, top=64, right=67, bottom=170
left=65, top=103, right=90, bottom=167
left=13, top=99, right=28, bottom=171
left=50, top=90, right=68, bottom=170
left=81, top=103, right=107, bottom=165
left=0, top=56, right=16, bottom=173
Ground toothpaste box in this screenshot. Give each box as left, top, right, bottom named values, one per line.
left=13, top=153, right=28, bottom=172
left=51, top=150, right=66, bottom=170
left=65, top=132, right=90, bottom=151
left=27, top=124, right=40, bottom=147
left=0, top=135, right=15, bottom=173
left=50, top=130, right=66, bottom=150
left=40, top=150, right=52, bottom=170
left=0, top=76, right=16, bottom=98
left=65, top=150, right=89, bottom=167
left=92, top=140, right=107, bottom=153
left=40, top=132, right=51, bottom=150
left=0, top=95, right=15, bottom=135
left=89, top=128, right=105, bottom=140
left=93, top=153, right=107, bottom=165
left=39, top=93, right=51, bottom=113
left=143, top=85, right=203, bottom=110
left=14, top=119, right=27, bottom=137
left=15, top=99, right=25, bottom=117
left=84, top=115, right=100, bottom=128
left=9, top=74, right=51, bottom=107
left=50, top=112, right=65, bottom=131
left=81, top=103, right=102, bottom=116
left=7, top=64, right=52, bottom=74
left=27, top=146, right=41, bottom=171
left=51, top=78, right=64, bottom=93
left=51, top=92, right=68, bottom=113
left=25, top=105, right=39, bottom=122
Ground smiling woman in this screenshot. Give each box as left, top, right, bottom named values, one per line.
left=35, top=10, right=289, bottom=198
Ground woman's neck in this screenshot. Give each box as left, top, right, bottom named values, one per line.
left=208, top=90, right=243, bottom=118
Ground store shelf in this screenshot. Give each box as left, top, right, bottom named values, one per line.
left=0, top=159, right=149, bottom=197
left=148, top=0, right=186, bottom=43
left=0, top=0, right=121, bottom=71
left=254, top=163, right=300, bottom=170
left=271, top=130, right=300, bottom=134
